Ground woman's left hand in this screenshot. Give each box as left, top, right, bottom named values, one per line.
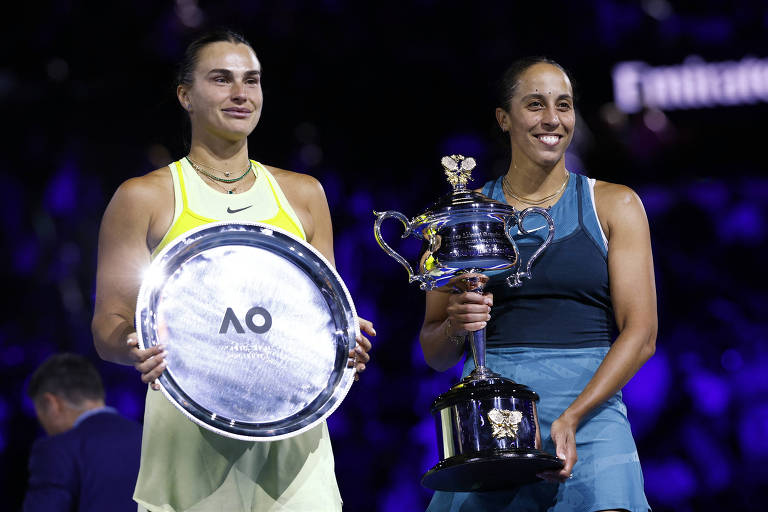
left=537, top=413, right=578, bottom=483
left=348, top=317, right=375, bottom=381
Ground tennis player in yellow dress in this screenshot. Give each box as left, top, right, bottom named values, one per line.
left=92, top=30, right=374, bottom=512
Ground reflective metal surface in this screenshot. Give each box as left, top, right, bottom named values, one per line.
left=432, top=378, right=539, bottom=460
left=136, top=222, right=358, bottom=441
left=373, top=155, right=562, bottom=490
left=424, top=376, right=562, bottom=491
left=373, top=154, right=554, bottom=291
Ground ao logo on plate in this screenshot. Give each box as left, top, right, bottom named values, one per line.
left=219, top=307, right=272, bottom=334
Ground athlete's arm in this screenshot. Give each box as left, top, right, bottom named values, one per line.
left=92, top=172, right=171, bottom=387
left=542, top=182, right=657, bottom=482
left=420, top=289, right=492, bottom=372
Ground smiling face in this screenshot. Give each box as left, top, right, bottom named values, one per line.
left=496, top=63, right=575, bottom=170
left=177, top=41, right=263, bottom=143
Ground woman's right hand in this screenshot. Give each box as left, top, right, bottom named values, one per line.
left=445, top=289, right=494, bottom=334
left=421, top=274, right=494, bottom=371
left=126, top=333, right=167, bottom=391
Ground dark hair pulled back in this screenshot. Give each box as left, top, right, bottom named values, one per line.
left=496, top=57, right=573, bottom=111
left=176, top=29, right=255, bottom=88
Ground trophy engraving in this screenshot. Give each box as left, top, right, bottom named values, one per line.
left=374, top=156, right=563, bottom=491
left=488, top=409, right=523, bottom=440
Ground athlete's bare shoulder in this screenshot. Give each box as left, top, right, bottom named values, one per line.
left=115, top=166, right=173, bottom=205
left=104, top=165, right=175, bottom=249
left=593, top=179, right=647, bottom=240
left=265, top=165, right=322, bottom=194
left=263, top=164, right=325, bottom=208
left=594, top=180, right=641, bottom=210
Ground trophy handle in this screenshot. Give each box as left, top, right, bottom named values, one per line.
left=505, top=207, right=555, bottom=287
left=373, top=210, right=434, bottom=290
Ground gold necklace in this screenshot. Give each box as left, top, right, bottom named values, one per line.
left=186, top=157, right=253, bottom=183
left=503, top=171, right=570, bottom=205
left=187, top=157, right=257, bottom=194
left=203, top=176, right=241, bottom=195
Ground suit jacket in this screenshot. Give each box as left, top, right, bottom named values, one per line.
left=23, top=409, right=142, bottom=512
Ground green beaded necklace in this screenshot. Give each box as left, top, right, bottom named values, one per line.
left=186, top=157, right=253, bottom=184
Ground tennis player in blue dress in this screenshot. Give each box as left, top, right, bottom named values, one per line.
left=420, top=58, right=655, bottom=512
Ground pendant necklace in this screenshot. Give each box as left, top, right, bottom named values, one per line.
left=503, top=171, right=569, bottom=206
left=187, top=156, right=256, bottom=194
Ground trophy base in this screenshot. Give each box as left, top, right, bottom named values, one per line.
left=421, top=449, right=564, bottom=492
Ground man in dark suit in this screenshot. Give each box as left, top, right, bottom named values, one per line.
left=23, top=353, right=142, bottom=512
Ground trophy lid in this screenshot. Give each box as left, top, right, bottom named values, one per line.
left=430, top=374, right=539, bottom=412
left=412, top=155, right=516, bottom=225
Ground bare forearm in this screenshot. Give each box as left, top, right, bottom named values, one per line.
left=420, top=319, right=465, bottom=372
left=92, top=313, right=136, bottom=366
left=561, top=326, right=656, bottom=425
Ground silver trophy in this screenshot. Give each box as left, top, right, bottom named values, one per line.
left=374, top=155, right=563, bottom=491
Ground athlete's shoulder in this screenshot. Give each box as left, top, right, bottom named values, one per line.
left=593, top=179, right=648, bottom=236
left=111, top=165, right=173, bottom=210
left=593, top=180, right=643, bottom=210
left=262, top=164, right=325, bottom=199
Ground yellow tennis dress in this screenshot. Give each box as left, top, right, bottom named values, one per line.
left=134, top=159, right=343, bottom=512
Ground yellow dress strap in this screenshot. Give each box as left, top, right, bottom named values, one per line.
left=151, top=161, right=217, bottom=258
left=152, top=160, right=307, bottom=257
left=256, top=162, right=307, bottom=240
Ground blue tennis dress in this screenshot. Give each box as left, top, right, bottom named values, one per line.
left=426, top=173, right=650, bottom=512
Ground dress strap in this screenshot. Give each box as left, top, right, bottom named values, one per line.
left=482, top=176, right=505, bottom=202
left=174, top=161, right=190, bottom=210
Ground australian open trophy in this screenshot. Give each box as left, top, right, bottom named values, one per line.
left=373, top=155, right=564, bottom=491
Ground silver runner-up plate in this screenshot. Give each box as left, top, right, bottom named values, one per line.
left=135, top=222, right=358, bottom=441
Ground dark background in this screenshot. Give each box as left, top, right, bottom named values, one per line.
left=2, top=1, right=767, bottom=510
